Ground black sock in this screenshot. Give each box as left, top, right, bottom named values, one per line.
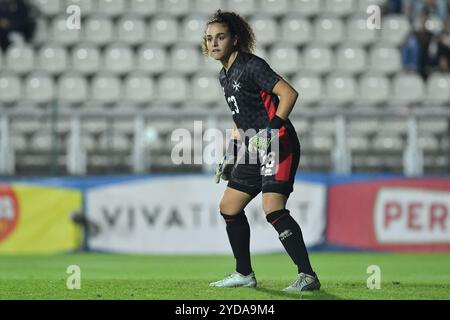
left=266, top=209, right=314, bottom=276
left=221, top=211, right=253, bottom=276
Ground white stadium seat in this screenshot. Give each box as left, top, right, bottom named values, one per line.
left=157, top=73, right=189, bottom=104
left=0, top=51, right=2, bottom=69
left=168, top=44, right=201, bottom=73
left=201, top=53, right=222, bottom=72
left=50, top=15, right=81, bottom=46
left=24, top=72, right=55, bottom=104
left=5, top=45, right=35, bottom=75
left=357, top=73, right=390, bottom=105
left=191, top=73, right=222, bottom=104
left=258, top=0, right=289, bottom=16
left=116, top=15, right=146, bottom=45
left=426, top=74, right=450, bottom=104
left=71, top=43, right=100, bottom=74
left=57, top=72, right=88, bottom=105
left=37, top=44, right=68, bottom=75
left=392, top=73, right=425, bottom=105
left=33, top=0, right=61, bottom=17
left=180, top=15, right=208, bottom=45
left=249, top=15, right=278, bottom=46
left=129, top=0, right=158, bottom=17
left=291, top=74, right=323, bottom=106
left=268, top=43, right=300, bottom=75
left=96, top=0, right=125, bottom=17
left=0, top=73, right=22, bottom=104
left=314, top=16, right=344, bottom=46
left=91, top=74, right=122, bottom=104
left=225, top=0, right=256, bottom=15
left=123, top=73, right=155, bottom=105
left=83, top=15, right=114, bottom=46
left=280, top=15, right=312, bottom=46
left=335, top=44, right=367, bottom=74
left=302, top=44, right=333, bottom=74
left=66, top=0, right=95, bottom=16
left=193, top=0, right=223, bottom=15
left=161, top=0, right=190, bottom=17
left=33, top=19, right=49, bottom=46
left=324, top=0, right=355, bottom=17
left=291, top=0, right=322, bottom=17
left=346, top=15, right=379, bottom=46
left=358, top=0, right=387, bottom=12
left=148, top=16, right=178, bottom=45
left=136, top=43, right=167, bottom=74
left=325, top=74, right=356, bottom=105
left=103, top=43, right=135, bottom=75
left=369, top=44, right=402, bottom=74
left=381, top=15, right=411, bottom=45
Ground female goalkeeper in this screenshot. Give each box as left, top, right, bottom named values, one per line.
left=203, top=10, right=320, bottom=292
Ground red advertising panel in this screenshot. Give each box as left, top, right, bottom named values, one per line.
left=327, top=179, right=450, bottom=251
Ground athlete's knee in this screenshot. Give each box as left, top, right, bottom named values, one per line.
left=219, top=197, right=241, bottom=215
left=262, top=194, right=286, bottom=214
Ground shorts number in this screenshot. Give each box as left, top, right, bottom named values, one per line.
left=227, top=96, right=240, bottom=115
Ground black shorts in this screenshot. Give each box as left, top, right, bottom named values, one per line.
left=227, top=128, right=300, bottom=199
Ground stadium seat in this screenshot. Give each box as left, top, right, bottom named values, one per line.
left=23, top=72, right=55, bottom=104
left=425, top=15, right=444, bottom=34
left=179, top=15, right=208, bottom=45
left=258, top=0, right=289, bottom=16
left=369, top=44, right=402, bottom=74
left=280, top=15, right=312, bottom=46
left=116, top=15, right=146, bottom=45
left=335, top=44, right=367, bottom=74
left=291, top=74, right=323, bottom=106
left=314, top=16, right=344, bottom=46
left=200, top=54, right=222, bottom=72
left=50, top=15, right=82, bottom=46
left=346, top=15, right=379, bottom=46
left=381, top=15, right=411, bottom=45
left=148, top=16, right=178, bottom=45
left=157, top=73, right=189, bottom=104
left=37, top=44, right=68, bottom=75
left=358, top=0, right=387, bottom=12
left=193, top=0, right=223, bottom=15
left=83, top=15, right=114, bottom=46
left=392, top=73, right=425, bottom=105
left=324, top=0, right=355, bottom=17
left=123, top=72, right=155, bottom=105
left=136, top=43, right=167, bottom=74
left=372, top=133, right=404, bottom=151
left=191, top=72, right=223, bottom=104
left=0, top=72, right=22, bottom=104
left=33, top=0, right=61, bottom=17
left=302, top=44, right=333, bottom=74
left=103, top=43, right=135, bottom=75
left=291, top=0, right=322, bottom=17
left=426, top=73, right=450, bottom=105
left=161, top=0, right=190, bottom=17
left=248, top=15, right=278, bottom=46
left=5, top=45, right=35, bottom=75
left=66, top=0, right=95, bottom=16
left=96, top=0, right=125, bottom=17
left=57, top=72, right=88, bottom=105
left=357, top=73, right=390, bottom=105
left=324, top=74, right=357, bottom=105
left=168, top=44, right=201, bottom=73
left=33, top=19, right=49, bottom=46
left=225, top=0, right=256, bottom=15
left=71, top=43, right=100, bottom=75
left=268, top=43, right=300, bottom=76
left=0, top=50, right=2, bottom=69
left=418, top=135, right=440, bottom=152
left=254, top=46, right=268, bottom=60
left=90, top=73, right=122, bottom=105
left=128, top=0, right=158, bottom=17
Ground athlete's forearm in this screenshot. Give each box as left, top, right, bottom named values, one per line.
left=272, top=79, right=299, bottom=121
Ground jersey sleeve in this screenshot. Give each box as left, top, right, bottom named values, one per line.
left=247, top=56, right=282, bottom=93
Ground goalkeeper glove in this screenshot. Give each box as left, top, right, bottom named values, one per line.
left=215, top=139, right=241, bottom=183
left=248, top=115, right=285, bottom=153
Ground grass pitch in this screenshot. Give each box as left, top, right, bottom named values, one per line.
left=0, top=252, right=449, bottom=300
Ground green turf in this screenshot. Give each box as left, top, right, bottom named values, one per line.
left=0, top=252, right=449, bottom=300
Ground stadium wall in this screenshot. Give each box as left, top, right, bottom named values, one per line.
left=0, top=174, right=449, bottom=254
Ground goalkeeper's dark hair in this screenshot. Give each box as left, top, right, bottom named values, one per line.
left=201, top=10, right=256, bottom=56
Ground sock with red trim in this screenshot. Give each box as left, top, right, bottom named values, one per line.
left=266, top=209, right=314, bottom=276
left=221, top=211, right=253, bottom=276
